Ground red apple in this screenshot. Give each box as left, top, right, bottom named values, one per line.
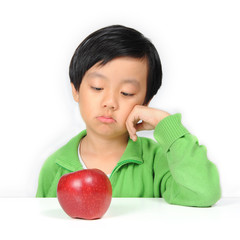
left=57, top=169, right=112, bottom=220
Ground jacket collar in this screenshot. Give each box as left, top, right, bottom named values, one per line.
left=55, top=130, right=143, bottom=172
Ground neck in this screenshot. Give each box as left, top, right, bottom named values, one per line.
left=82, top=130, right=129, bottom=156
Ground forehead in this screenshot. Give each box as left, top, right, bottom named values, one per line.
left=84, top=57, right=148, bottom=85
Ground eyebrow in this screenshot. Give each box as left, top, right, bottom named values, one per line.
left=87, top=72, right=107, bottom=79
left=121, top=79, right=140, bottom=88
left=87, top=72, right=140, bottom=88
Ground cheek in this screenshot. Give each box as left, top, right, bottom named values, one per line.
left=79, top=97, right=94, bottom=114
left=119, top=94, right=146, bottom=123
left=119, top=101, right=137, bottom=121
left=78, top=92, right=95, bottom=118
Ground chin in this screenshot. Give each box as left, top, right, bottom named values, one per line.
left=95, top=127, right=127, bottom=139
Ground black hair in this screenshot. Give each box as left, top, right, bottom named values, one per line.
left=69, top=25, right=162, bottom=105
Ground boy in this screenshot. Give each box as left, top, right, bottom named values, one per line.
left=36, top=25, right=221, bottom=207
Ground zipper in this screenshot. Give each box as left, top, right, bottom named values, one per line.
left=109, top=159, right=142, bottom=180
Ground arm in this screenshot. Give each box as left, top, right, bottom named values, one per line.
left=126, top=106, right=221, bottom=207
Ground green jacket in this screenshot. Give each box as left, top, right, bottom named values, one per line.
left=36, top=113, right=221, bottom=207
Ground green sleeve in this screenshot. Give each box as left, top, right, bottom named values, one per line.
left=154, top=113, right=221, bottom=207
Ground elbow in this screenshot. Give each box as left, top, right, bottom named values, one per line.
left=198, top=185, right=222, bottom=207
left=200, top=174, right=222, bottom=207
left=189, top=181, right=222, bottom=207
left=163, top=174, right=222, bottom=207
left=195, top=191, right=221, bottom=207
left=171, top=183, right=221, bottom=207
left=194, top=169, right=222, bottom=207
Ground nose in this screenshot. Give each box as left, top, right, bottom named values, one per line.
left=102, top=92, right=118, bottom=110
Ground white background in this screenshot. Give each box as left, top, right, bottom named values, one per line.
left=0, top=0, right=239, bottom=197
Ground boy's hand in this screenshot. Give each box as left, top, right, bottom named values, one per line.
left=126, top=105, right=170, bottom=141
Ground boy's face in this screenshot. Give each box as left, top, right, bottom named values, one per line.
left=71, top=56, right=148, bottom=140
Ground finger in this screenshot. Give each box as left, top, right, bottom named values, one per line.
left=126, top=120, right=136, bottom=140
left=135, top=121, right=155, bottom=132
left=135, top=122, right=145, bottom=132
left=126, top=115, right=137, bottom=141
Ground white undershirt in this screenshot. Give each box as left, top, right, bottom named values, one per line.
left=78, top=141, right=111, bottom=178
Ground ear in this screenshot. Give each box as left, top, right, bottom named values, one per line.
left=71, top=83, right=80, bottom=102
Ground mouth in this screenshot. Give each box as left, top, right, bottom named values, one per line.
left=97, top=116, right=116, bottom=123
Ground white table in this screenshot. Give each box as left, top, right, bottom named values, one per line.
left=1, top=197, right=239, bottom=239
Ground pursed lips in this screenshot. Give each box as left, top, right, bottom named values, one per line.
left=97, top=116, right=116, bottom=123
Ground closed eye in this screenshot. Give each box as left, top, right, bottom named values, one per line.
left=121, top=92, right=134, bottom=97
left=91, top=87, right=103, bottom=91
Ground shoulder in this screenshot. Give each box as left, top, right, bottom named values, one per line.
left=38, top=150, right=61, bottom=182
left=40, top=130, right=86, bottom=175
left=138, top=136, right=164, bottom=162
left=36, top=131, right=86, bottom=197
left=139, top=136, right=163, bottom=152
left=137, top=136, right=169, bottom=177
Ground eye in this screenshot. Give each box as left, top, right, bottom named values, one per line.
left=91, top=86, right=103, bottom=91
left=121, top=92, right=134, bottom=97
